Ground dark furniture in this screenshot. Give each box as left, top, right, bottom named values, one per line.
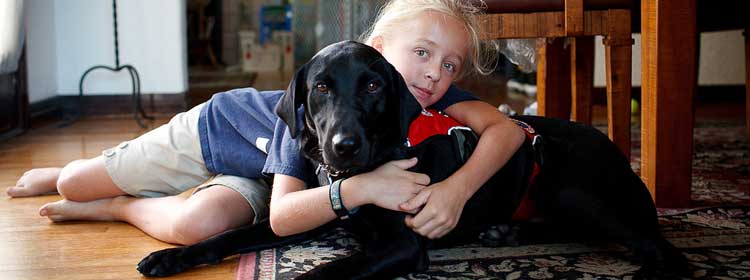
left=640, top=0, right=749, bottom=207
left=480, top=1, right=749, bottom=208
left=0, top=49, right=28, bottom=141
left=480, top=0, right=635, bottom=157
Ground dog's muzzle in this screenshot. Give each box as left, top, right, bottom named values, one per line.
left=332, top=132, right=361, bottom=157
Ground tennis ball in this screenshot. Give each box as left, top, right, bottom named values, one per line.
left=631, top=99, right=639, bottom=114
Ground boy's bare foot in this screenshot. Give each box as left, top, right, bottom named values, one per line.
left=39, top=199, right=116, bottom=222
left=7, top=168, right=62, bottom=197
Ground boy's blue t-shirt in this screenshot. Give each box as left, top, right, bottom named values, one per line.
left=197, top=88, right=283, bottom=180
left=198, top=85, right=477, bottom=187
left=430, top=85, right=478, bottom=112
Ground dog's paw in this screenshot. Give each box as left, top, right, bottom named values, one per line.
left=137, top=247, right=194, bottom=277
left=478, top=224, right=521, bottom=247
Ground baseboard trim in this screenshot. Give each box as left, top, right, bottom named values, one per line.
left=694, top=85, right=747, bottom=103
left=29, top=96, right=64, bottom=119
left=591, top=85, right=746, bottom=105
left=28, top=86, right=745, bottom=120
left=30, top=93, right=187, bottom=118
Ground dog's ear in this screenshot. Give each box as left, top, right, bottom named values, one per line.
left=386, top=63, right=422, bottom=140
left=276, top=64, right=308, bottom=138
left=387, top=63, right=422, bottom=142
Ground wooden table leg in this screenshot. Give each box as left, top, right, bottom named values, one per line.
left=537, top=38, right=572, bottom=120
left=640, top=0, right=696, bottom=207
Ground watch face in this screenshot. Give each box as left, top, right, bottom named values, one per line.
left=330, top=180, right=345, bottom=213
left=331, top=192, right=343, bottom=210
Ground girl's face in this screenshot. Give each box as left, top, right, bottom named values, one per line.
left=375, top=11, right=469, bottom=108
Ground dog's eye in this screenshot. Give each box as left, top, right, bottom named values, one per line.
left=315, top=82, right=328, bottom=93
left=366, top=82, right=379, bottom=93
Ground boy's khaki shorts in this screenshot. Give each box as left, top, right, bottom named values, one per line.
left=102, top=103, right=269, bottom=224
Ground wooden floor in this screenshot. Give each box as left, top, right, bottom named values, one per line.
left=0, top=116, right=238, bottom=280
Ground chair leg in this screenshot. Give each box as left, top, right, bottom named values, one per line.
left=536, top=38, right=572, bottom=120
left=571, top=37, right=595, bottom=124
left=744, top=28, right=749, bottom=139
left=603, top=34, right=633, bottom=159
left=602, top=9, right=634, bottom=159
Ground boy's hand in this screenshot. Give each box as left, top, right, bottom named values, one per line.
left=347, top=158, right=430, bottom=212
left=401, top=181, right=468, bottom=239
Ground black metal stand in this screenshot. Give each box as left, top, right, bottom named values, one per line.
left=71, top=0, right=153, bottom=128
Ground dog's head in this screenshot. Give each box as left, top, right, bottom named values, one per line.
left=276, top=40, right=422, bottom=174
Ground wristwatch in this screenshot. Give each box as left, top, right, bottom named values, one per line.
left=329, top=179, right=357, bottom=219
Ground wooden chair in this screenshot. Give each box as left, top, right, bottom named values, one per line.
left=478, top=0, right=634, bottom=158
left=479, top=1, right=748, bottom=207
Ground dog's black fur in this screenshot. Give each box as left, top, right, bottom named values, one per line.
left=137, top=41, right=687, bottom=279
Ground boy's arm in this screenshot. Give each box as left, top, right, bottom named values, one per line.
left=401, top=100, right=525, bottom=239
left=269, top=174, right=335, bottom=236
left=269, top=159, right=430, bottom=236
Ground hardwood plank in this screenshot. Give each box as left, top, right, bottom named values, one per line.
left=640, top=0, right=696, bottom=207
left=0, top=116, right=238, bottom=280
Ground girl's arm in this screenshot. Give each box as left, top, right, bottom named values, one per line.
left=401, top=100, right=525, bottom=239
left=269, top=158, right=430, bottom=236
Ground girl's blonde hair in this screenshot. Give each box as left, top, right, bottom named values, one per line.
left=360, top=0, right=497, bottom=79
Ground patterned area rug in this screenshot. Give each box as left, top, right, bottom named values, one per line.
left=237, top=121, right=750, bottom=280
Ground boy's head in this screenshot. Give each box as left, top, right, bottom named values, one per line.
left=360, top=0, right=495, bottom=108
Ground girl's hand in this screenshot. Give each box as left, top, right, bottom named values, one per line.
left=400, top=180, right=468, bottom=239
left=345, top=158, right=430, bottom=212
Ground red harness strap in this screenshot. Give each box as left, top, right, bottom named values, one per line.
left=407, top=109, right=467, bottom=146
left=407, top=112, right=542, bottom=221
left=509, top=119, right=542, bottom=221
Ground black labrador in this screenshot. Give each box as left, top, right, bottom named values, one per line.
left=137, top=41, right=687, bottom=279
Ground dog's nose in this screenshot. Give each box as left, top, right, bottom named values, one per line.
left=332, top=133, right=361, bottom=157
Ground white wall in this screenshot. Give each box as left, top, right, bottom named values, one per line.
left=697, top=30, right=746, bottom=85
left=594, top=30, right=747, bottom=87
left=25, top=0, right=187, bottom=103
